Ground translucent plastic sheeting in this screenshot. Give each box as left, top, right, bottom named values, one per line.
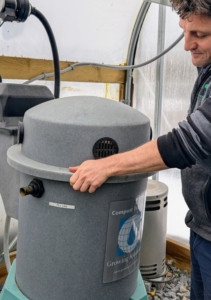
left=0, top=0, right=143, bottom=64
left=133, top=3, right=198, bottom=246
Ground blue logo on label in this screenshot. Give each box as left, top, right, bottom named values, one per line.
left=116, top=213, right=142, bottom=257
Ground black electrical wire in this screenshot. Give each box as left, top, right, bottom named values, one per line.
left=24, top=33, right=184, bottom=85
left=30, top=7, right=60, bottom=98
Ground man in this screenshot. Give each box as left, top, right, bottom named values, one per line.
left=70, top=1, right=211, bottom=299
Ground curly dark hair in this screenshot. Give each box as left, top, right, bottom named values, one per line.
left=170, top=0, right=211, bottom=18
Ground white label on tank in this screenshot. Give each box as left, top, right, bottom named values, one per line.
left=49, top=202, right=75, bottom=210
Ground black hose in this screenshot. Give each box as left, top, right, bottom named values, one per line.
left=30, top=7, right=60, bottom=98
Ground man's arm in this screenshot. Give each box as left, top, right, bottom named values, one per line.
left=70, top=96, right=211, bottom=193
left=69, top=139, right=168, bottom=193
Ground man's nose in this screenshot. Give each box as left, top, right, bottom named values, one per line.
left=184, top=33, right=197, bottom=51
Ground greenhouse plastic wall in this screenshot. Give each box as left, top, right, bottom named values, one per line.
left=133, top=3, right=198, bottom=246
left=0, top=0, right=144, bottom=64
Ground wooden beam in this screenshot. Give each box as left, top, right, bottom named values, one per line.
left=119, top=83, right=125, bottom=101
left=0, top=56, right=126, bottom=83
left=166, top=238, right=191, bottom=273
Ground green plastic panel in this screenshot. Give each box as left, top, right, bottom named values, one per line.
left=0, top=261, right=28, bottom=300
left=130, top=272, right=148, bottom=300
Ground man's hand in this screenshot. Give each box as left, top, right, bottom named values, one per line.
left=69, top=159, right=110, bottom=193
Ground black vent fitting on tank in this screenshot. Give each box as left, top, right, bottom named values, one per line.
left=93, top=137, right=119, bottom=159
left=20, top=178, right=44, bottom=198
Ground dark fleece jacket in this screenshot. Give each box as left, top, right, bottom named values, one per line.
left=157, top=64, right=211, bottom=241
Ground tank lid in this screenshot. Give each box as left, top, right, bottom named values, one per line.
left=7, top=145, right=155, bottom=183
left=7, top=96, right=154, bottom=182
left=20, top=96, right=151, bottom=168
left=24, top=95, right=149, bottom=127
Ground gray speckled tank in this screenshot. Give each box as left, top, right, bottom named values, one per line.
left=7, top=96, right=152, bottom=300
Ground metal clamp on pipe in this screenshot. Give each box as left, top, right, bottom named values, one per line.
left=20, top=178, right=44, bottom=198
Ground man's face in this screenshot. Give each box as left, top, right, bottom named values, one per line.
left=179, top=14, right=211, bottom=67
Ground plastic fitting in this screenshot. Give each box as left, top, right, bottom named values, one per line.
left=20, top=178, right=45, bottom=198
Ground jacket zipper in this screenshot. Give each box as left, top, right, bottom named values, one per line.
left=190, top=68, right=211, bottom=114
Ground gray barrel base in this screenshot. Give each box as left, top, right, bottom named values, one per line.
left=0, top=260, right=147, bottom=300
